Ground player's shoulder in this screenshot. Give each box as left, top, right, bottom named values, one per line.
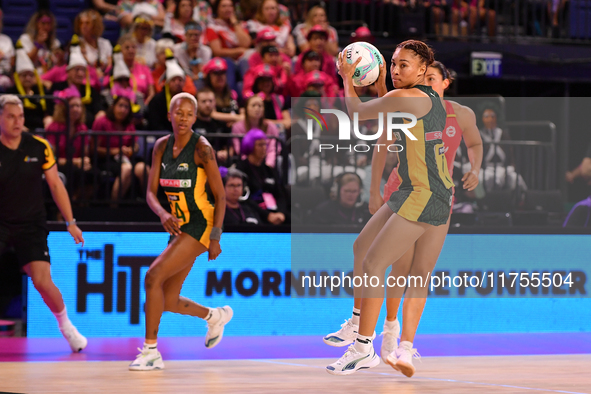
left=385, top=89, right=422, bottom=98
left=26, top=133, right=51, bottom=150
left=154, top=134, right=170, bottom=151
left=447, top=100, right=476, bottom=118
left=196, top=133, right=212, bottom=150
left=195, top=134, right=215, bottom=165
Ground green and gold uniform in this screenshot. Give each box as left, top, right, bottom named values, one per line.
left=387, top=85, right=453, bottom=226
left=159, top=132, right=215, bottom=247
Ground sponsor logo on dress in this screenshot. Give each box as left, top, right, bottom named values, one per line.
left=160, top=179, right=192, bottom=188
left=446, top=125, right=456, bottom=138
left=24, top=156, right=39, bottom=163
left=177, top=163, right=189, bottom=171
left=425, top=131, right=443, bottom=141
left=438, top=146, right=446, bottom=155
left=393, top=132, right=402, bottom=141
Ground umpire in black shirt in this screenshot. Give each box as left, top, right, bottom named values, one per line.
left=0, top=95, right=88, bottom=352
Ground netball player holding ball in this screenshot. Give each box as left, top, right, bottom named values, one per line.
left=325, top=41, right=482, bottom=377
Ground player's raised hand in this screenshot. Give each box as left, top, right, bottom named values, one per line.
left=68, top=224, right=85, bottom=246
left=160, top=211, right=182, bottom=236
left=462, top=169, right=479, bottom=191
left=377, top=54, right=387, bottom=83
left=337, top=50, right=362, bottom=81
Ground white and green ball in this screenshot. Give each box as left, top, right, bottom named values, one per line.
left=340, top=42, right=383, bottom=87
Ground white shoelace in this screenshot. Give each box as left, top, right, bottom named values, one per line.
left=340, top=344, right=359, bottom=361
left=404, top=347, right=422, bottom=362
left=136, top=347, right=156, bottom=358
left=340, top=319, right=355, bottom=331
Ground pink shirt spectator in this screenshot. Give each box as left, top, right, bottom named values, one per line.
left=231, top=120, right=280, bottom=167
left=293, top=23, right=338, bottom=49
left=294, top=51, right=337, bottom=85
left=245, top=20, right=291, bottom=50
left=103, top=62, right=154, bottom=97
left=45, top=122, right=87, bottom=159
left=243, top=60, right=288, bottom=97
left=92, top=115, right=136, bottom=149
left=248, top=51, right=291, bottom=69
left=41, top=65, right=101, bottom=90
left=288, top=70, right=340, bottom=98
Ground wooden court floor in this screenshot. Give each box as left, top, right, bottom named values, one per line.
left=1, top=355, right=590, bottom=394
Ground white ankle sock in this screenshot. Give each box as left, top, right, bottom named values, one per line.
left=354, top=334, right=373, bottom=353
left=144, top=342, right=157, bottom=351
left=384, top=318, right=398, bottom=330
left=205, top=307, right=221, bottom=324
left=53, top=306, right=71, bottom=328
left=399, top=340, right=413, bottom=349
left=351, top=307, right=361, bottom=326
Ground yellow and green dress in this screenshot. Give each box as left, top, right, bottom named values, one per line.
left=159, top=132, right=215, bottom=246
left=387, top=85, right=454, bottom=226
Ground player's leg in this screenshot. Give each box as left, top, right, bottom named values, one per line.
left=144, top=233, right=207, bottom=343
left=23, top=261, right=64, bottom=313
left=386, top=219, right=450, bottom=377
left=16, top=223, right=88, bottom=353
left=130, top=233, right=205, bottom=371
left=161, top=261, right=233, bottom=349
left=381, top=244, right=416, bottom=362
left=162, top=263, right=209, bottom=318
left=323, top=203, right=393, bottom=347
left=327, top=213, right=429, bottom=375
left=23, top=261, right=88, bottom=352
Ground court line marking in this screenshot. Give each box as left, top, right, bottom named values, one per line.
left=251, top=359, right=590, bottom=394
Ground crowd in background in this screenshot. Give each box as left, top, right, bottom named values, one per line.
left=0, top=0, right=575, bottom=228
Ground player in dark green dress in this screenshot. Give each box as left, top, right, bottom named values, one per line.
left=129, top=93, right=232, bottom=371
left=327, top=40, right=481, bottom=377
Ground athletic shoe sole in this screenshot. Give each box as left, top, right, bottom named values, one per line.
left=395, top=360, right=415, bottom=377
left=322, top=337, right=355, bottom=347
left=205, top=306, right=233, bottom=349
left=322, top=331, right=376, bottom=348
left=129, top=357, right=165, bottom=371
left=325, top=354, right=380, bottom=376
left=385, top=354, right=401, bottom=372
left=128, top=365, right=164, bottom=371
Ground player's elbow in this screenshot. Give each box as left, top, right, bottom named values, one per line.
left=46, top=176, right=64, bottom=192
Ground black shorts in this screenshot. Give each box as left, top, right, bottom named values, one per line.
left=0, top=222, right=50, bottom=269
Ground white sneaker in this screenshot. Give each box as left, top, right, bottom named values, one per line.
left=205, top=306, right=233, bottom=348
left=380, top=319, right=400, bottom=363
left=60, top=323, right=87, bottom=353
left=326, top=343, right=380, bottom=376
left=129, top=347, right=165, bottom=371
left=323, top=318, right=357, bottom=347
left=387, top=342, right=421, bottom=377
left=323, top=319, right=376, bottom=347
